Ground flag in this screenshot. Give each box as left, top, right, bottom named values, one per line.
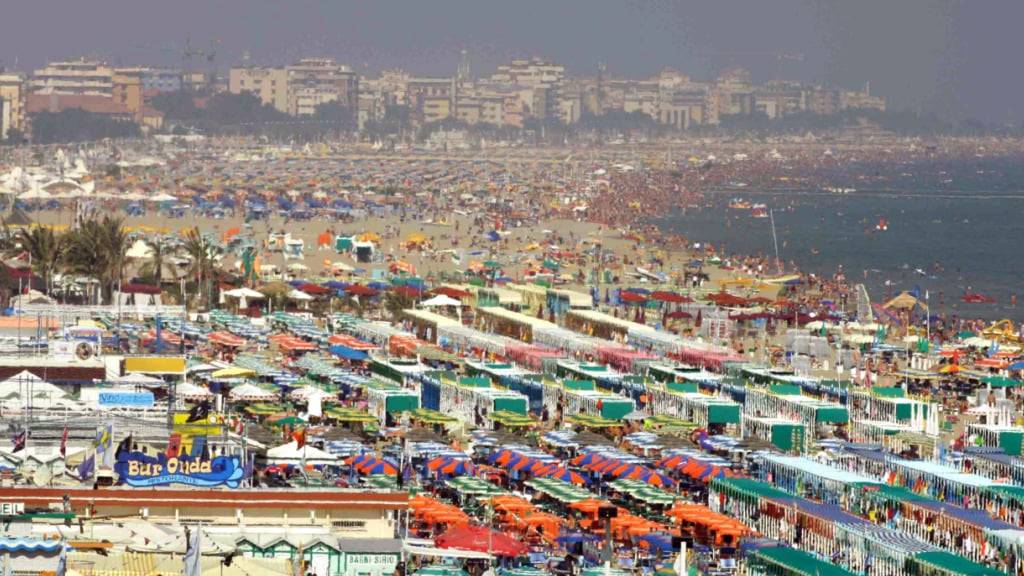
left=190, top=436, right=207, bottom=459
left=293, top=427, right=307, bottom=450
left=186, top=400, right=211, bottom=423
left=78, top=454, right=95, bottom=481
left=56, top=544, right=66, bottom=576
left=183, top=528, right=201, bottom=576
left=166, top=433, right=182, bottom=458
left=60, top=425, right=69, bottom=458
left=115, top=433, right=133, bottom=460
left=11, top=431, right=26, bottom=453
left=94, top=423, right=113, bottom=453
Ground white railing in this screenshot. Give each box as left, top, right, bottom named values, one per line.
left=15, top=303, right=186, bottom=320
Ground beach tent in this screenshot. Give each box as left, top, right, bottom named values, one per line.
left=266, top=441, right=338, bottom=466
left=229, top=383, right=277, bottom=402
left=177, top=382, right=214, bottom=400
left=884, top=291, right=927, bottom=311
left=421, top=294, right=462, bottom=308
left=222, top=287, right=266, bottom=308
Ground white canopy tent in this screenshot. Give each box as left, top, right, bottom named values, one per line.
left=222, top=287, right=266, bottom=308
left=228, top=383, right=277, bottom=402
left=420, top=294, right=462, bottom=308
left=265, top=441, right=338, bottom=466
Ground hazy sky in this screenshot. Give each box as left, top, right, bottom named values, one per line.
left=2, top=0, right=1020, bottom=122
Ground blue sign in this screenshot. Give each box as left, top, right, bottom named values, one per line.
left=115, top=452, right=248, bottom=488
left=98, top=391, right=155, bottom=407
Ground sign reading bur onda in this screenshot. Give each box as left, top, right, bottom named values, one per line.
left=114, top=452, right=248, bottom=488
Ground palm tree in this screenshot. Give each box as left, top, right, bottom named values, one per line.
left=139, top=238, right=176, bottom=285
left=182, top=228, right=222, bottom=309
left=383, top=290, right=414, bottom=320
left=97, top=215, right=129, bottom=302
left=16, top=225, right=66, bottom=293
left=64, top=216, right=129, bottom=303
left=64, top=218, right=104, bottom=303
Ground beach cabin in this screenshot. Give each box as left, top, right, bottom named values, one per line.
left=401, top=308, right=459, bottom=343
left=967, top=423, right=1024, bottom=457
left=565, top=308, right=652, bottom=341
left=419, top=371, right=529, bottom=429
left=364, top=380, right=420, bottom=425
left=464, top=359, right=546, bottom=414
left=554, top=359, right=647, bottom=401
left=505, top=283, right=547, bottom=315
left=367, top=354, right=430, bottom=387
left=645, top=362, right=725, bottom=390
left=646, top=381, right=742, bottom=436
left=743, top=416, right=806, bottom=453
left=547, top=288, right=593, bottom=316
left=556, top=378, right=635, bottom=421
left=474, top=286, right=524, bottom=311
left=353, top=241, right=374, bottom=263
left=436, top=324, right=518, bottom=359
left=744, top=386, right=849, bottom=448
left=283, top=237, right=304, bottom=260
left=475, top=305, right=555, bottom=343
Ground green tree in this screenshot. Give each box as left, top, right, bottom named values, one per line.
left=15, top=226, right=65, bottom=293
left=139, top=238, right=177, bottom=285
left=383, top=290, right=414, bottom=320
left=64, top=216, right=129, bottom=303
left=182, top=228, right=222, bottom=309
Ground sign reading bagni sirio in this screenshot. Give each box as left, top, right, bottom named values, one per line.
left=114, top=452, right=248, bottom=488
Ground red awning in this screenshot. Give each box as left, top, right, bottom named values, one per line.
left=435, top=525, right=528, bottom=557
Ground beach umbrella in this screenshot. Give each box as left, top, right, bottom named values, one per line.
left=511, top=457, right=538, bottom=472
left=488, top=449, right=514, bottom=465
left=572, top=453, right=604, bottom=467
left=650, top=291, right=692, bottom=304
left=440, top=459, right=476, bottom=476
left=436, top=525, right=528, bottom=557
left=364, top=460, right=398, bottom=476
left=427, top=456, right=455, bottom=471
left=592, top=459, right=622, bottom=474
left=635, top=533, right=675, bottom=553
left=643, top=472, right=676, bottom=488
left=610, top=463, right=643, bottom=477
left=656, top=455, right=686, bottom=469
left=619, top=291, right=647, bottom=304
left=983, top=375, right=1020, bottom=387
left=624, top=466, right=653, bottom=480
left=543, top=467, right=588, bottom=485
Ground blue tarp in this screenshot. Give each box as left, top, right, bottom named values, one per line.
left=330, top=345, right=369, bottom=361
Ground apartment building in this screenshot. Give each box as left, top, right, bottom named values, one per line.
left=31, top=60, right=114, bottom=96
left=229, top=66, right=290, bottom=113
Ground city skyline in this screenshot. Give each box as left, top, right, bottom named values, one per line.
left=1, top=1, right=1021, bottom=123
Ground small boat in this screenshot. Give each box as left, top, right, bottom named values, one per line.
left=962, top=293, right=997, bottom=304
left=875, top=218, right=889, bottom=231
left=728, top=198, right=750, bottom=210
left=750, top=204, right=768, bottom=218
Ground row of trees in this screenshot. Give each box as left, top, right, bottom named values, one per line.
left=4, top=217, right=222, bottom=309
left=29, top=109, right=142, bottom=144
left=150, top=91, right=356, bottom=139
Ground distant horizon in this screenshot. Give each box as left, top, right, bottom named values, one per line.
left=2, top=1, right=1021, bottom=123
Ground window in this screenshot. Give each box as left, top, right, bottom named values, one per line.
left=331, top=520, right=366, bottom=531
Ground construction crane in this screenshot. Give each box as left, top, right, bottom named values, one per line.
left=132, top=37, right=218, bottom=90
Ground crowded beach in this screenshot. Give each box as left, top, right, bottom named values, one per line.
left=0, top=138, right=1022, bottom=576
